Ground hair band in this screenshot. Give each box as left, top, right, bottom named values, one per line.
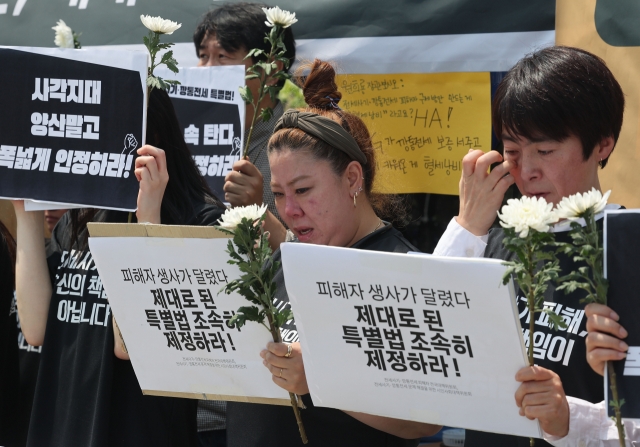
left=274, top=109, right=367, bottom=165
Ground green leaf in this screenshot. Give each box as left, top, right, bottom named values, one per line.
left=274, top=309, right=294, bottom=328
left=260, top=107, right=273, bottom=122
left=239, top=85, right=253, bottom=104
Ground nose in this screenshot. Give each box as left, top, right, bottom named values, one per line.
left=284, top=194, right=303, bottom=220
left=519, top=150, right=541, bottom=182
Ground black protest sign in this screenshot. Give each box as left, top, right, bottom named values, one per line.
left=605, top=210, right=640, bottom=418
left=0, top=47, right=145, bottom=210
left=161, top=67, right=244, bottom=201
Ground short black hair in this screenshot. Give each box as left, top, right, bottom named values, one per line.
left=493, top=46, right=624, bottom=168
left=193, top=2, right=296, bottom=87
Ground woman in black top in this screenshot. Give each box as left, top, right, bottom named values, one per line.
left=0, top=221, right=18, bottom=447
left=226, top=60, right=441, bottom=447
left=12, top=88, right=225, bottom=447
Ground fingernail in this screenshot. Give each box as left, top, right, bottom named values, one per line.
left=620, top=341, right=629, bottom=351
left=468, top=149, right=473, bottom=153
left=620, top=327, right=628, bottom=338
left=262, top=360, right=267, bottom=366
left=618, top=351, right=627, bottom=359
left=611, top=311, right=620, bottom=321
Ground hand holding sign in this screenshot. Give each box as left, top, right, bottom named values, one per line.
left=261, top=342, right=309, bottom=395
left=224, top=158, right=264, bottom=207
left=515, top=366, right=569, bottom=438
left=135, top=145, right=168, bottom=224
left=585, top=303, right=628, bottom=376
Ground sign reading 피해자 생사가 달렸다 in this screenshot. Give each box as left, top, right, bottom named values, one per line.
left=87, top=223, right=290, bottom=405
left=281, top=243, right=541, bottom=438
left=0, top=46, right=146, bottom=211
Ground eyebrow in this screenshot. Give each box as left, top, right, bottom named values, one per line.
left=501, top=133, right=555, bottom=144
left=271, top=174, right=311, bottom=188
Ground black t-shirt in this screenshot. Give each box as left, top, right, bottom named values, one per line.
left=11, top=293, right=41, bottom=447
left=227, top=224, right=421, bottom=447
left=11, top=241, right=53, bottom=447
left=1, top=234, right=19, bottom=447
left=464, top=226, right=604, bottom=447
left=27, top=201, right=223, bottom=447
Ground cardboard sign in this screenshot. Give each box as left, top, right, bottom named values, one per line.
left=280, top=243, right=541, bottom=438
left=0, top=46, right=147, bottom=211
left=337, top=72, right=491, bottom=195
left=87, top=223, right=289, bottom=405
left=156, top=66, right=245, bottom=201
left=605, top=209, right=640, bottom=418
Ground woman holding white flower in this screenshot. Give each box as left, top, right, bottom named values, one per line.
left=12, top=88, right=225, bottom=447
left=434, top=46, right=625, bottom=446
left=225, top=60, right=441, bottom=446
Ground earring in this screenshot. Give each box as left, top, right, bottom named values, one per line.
left=353, top=186, right=363, bottom=208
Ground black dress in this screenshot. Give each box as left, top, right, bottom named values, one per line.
left=27, top=202, right=223, bottom=447
left=227, top=224, right=421, bottom=447
left=0, top=231, right=19, bottom=447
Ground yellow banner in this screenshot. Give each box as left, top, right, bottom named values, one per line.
left=337, top=72, right=491, bottom=195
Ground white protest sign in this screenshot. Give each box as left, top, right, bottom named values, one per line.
left=280, top=243, right=541, bottom=438
left=88, top=223, right=290, bottom=405
left=155, top=65, right=245, bottom=201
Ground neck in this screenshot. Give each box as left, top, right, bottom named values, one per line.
left=245, top=95, right=278, bottom=131
left=346, top=201, right=381, bottom=247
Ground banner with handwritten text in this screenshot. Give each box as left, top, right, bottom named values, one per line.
left=337, top=72, right=491, bottom=195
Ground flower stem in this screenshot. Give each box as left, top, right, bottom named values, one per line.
left=267, top=314, right=308, bottom=444
left=527, top=244, right=535, bottom=447
left=607, top=361, right=626, bottom=447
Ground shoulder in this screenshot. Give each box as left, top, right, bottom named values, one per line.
left=188, top=199, right=225, bottom=226
left=357, top=225, right=418, bottom=254
left=49, top=212, right=73, bottom=254
left=485, top=228, right=511, bottom=260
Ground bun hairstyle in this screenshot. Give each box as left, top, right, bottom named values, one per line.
left=268, top=59, right=395, bottom=215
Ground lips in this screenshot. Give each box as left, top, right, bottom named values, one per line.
left=293, top=227, right=313, bottom=242
left=528, top=192, right=548, bottom=199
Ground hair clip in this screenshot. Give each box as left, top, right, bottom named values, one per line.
left=324, top=96, right=341, bottom=110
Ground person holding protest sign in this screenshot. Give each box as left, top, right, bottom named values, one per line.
left=0, top=221, right=19, bottom=447
left=225, top=59, right=440, bottom=447
left=12, top=88, right=225, bottom=447
left=513, top=304, right=639, bottom=446
left=194, top=2, right=296, bottom=249
left=433, top=46, right=624, bottom=446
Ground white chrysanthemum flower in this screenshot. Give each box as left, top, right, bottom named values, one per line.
left=554, top=188, right=611, bottom=220
left=262, top=6, right=298, bottom=28
left=52, top=20, right=74, bottom=49
left=218, top=204, right=268, bottom=231
left=498, top=196, right=558, bottom=238
left=140, top=15, right=182, bottom=35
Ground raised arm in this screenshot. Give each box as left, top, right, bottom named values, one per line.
left=433, top=149, right=514, bottom=257
left=12, top=200, right=52, bottom=346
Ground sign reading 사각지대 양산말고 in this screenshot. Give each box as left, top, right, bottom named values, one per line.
left=0, top=46, right=147, bottom=211
left=337, top=72, right=491, bottom=195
